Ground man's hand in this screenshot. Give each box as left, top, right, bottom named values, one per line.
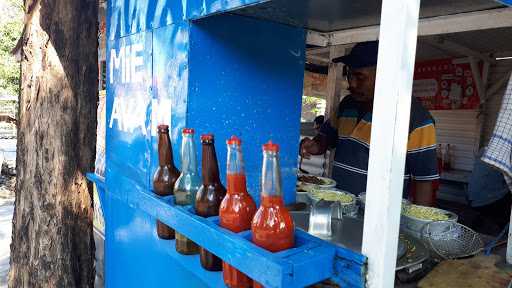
left=299, top=138, right=314, bottom=159
left=299, top=134, right=329, bottom=159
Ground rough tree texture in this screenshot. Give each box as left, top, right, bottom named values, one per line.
left=9, top=0, right=98, bottom=287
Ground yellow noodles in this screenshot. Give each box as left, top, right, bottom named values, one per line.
left=310, top=190, right=354, bottom=204
left=402, top=205, right=449, bottom=221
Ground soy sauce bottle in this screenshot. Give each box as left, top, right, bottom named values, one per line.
left=153, top=124, right=180, bottom=239
left=195, top=134, right=226, bottom=271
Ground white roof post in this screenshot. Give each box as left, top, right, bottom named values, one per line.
left=325, top=46, right=346, bottom=177
left=325, top=46, right=346, bottom=124
left=362, top=0, right=421, bottom=287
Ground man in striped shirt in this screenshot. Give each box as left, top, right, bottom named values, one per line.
left=301, top=41, right=439, bottom=206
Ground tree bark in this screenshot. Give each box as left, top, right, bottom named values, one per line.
left=9, top=0, right=98, bottom=287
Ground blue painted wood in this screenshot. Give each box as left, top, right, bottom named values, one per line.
left=104, top=2, right=368, bottom=287
left=89, top=169, right=367, bottom=287
left=187, top=14, right=305, bottom=205
left=107, top=0, right=268, bottom=40
left=495, top=0, right=512, bottom=5
left=186, top=0, right=269, bottom=20
left=332, top=249, right=367, bottom=288
left=162, top=240, right=227, bottom=287
left=86, top=173, right=107, bottom=212
left=107, top=0, right=512, bottom=41
left=107, top=179, right=210, bottom=287
left=87, top=173, right=105, bottom=190
left=336, top=242, right=367, bottom=265
left=106, top=31, right=153, bottom=190
left=150, top=23, right=190, bottom=186
left=87, top=171, right=346, bottom=288
left=122, top=186, right=291, bottom=287
left=108, top=0, right=186, bottom=40
left=101, top=182, right=365, bottom=288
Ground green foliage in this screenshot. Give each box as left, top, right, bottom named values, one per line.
left=302, top=95, right=322, bottom=115
left=0, top=0, right=23, bottom=97
left=5, top=0, right=23, bottom=12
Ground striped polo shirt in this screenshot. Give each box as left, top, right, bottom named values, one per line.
left=321, top=95, right=439, bottom=196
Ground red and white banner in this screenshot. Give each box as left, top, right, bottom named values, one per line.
left=412, top=58, right=480, bottom=110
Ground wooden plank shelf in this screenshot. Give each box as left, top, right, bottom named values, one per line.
left=87, top=173, right=367, bottom=288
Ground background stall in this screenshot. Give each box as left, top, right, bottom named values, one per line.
left=302, top=8, right=512, bottom=205
left=89, top=0, right=512, bottom=287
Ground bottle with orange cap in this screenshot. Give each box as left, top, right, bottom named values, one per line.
left=195, top=134, right=226, bottom=271
left=174, top=128, right=201, bottom=255
left=219, top=136, right=257, bottom=288
left=251, top=141, right=294, bottom=288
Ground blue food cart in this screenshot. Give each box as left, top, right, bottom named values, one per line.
left=88, top=0, right=512, bottom=287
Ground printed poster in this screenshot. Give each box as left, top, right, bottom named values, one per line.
left=412, top=58, right=480, bottom=110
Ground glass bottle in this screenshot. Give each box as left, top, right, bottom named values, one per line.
left=251, top=141, right=294, bottom=288
left=195, top=134, right=226, bottom=271
left=153, top=124, right=180, bottom=239
left=220, top=136, right=257, bottom=288
left=174, top=128, right=201, bottom=255
left=436, top=144, right=443, bottom=174
left=443, top=143, right=452, bottom=171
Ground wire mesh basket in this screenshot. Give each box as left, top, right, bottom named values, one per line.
left=421, top=221, right=484, bottom=260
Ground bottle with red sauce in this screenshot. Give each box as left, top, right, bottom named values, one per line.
left=251, top=141, right=294, bottom=288
left=219, top=136, right=257, bottom=288
left=153, top=124, right=180, bottom=239
left=195, top=134, right=226, bottom=271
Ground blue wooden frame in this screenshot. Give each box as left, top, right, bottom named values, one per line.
left=102, top=0, right=507, bottom=287
left=100, top=0, right=377, bottom=287
left=88, top=173, right=366, bottom=287
left=496, top=0, right=512, bottom=5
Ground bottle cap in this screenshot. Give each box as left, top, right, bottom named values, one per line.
left=182, top=128, right=195, bottom=135
left=262, top=140, right=279, bottom=152
left=157, top=124, right=169, bottom=132
left=200, top=133, right=214, bottom=142
left=226, top=135, right=241, bottom=146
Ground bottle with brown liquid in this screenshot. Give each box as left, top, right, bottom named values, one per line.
left=174, top=128, right=201, bottom=255
left=195, top=134, right=226, bottom=271
left=153, top=124, right=180, bottom=239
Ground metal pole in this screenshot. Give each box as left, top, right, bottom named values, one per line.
left=361, top=0, right=421, bottom=287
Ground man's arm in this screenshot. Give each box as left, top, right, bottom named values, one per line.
left=300, top=120, right=338, bottom=158
left=414, top=181, right=434, bottom=207
left=406, top=107, right=439, bottom=206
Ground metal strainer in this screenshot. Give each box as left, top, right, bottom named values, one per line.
left=421, top=221, right=484, bottom=260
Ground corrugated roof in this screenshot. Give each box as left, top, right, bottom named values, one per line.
left=440, top=27, right=512, bottom=54
left=417, top=27, right=512, bottom=60
left=308, top=27, right=512, bottom=63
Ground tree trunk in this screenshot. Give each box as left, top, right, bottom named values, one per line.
left=9, top=0, right=98, bottom=287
